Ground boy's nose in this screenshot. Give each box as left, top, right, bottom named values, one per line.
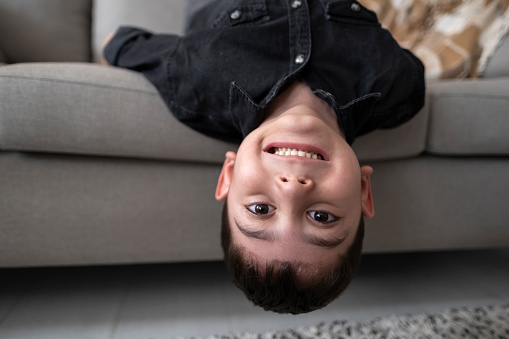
left=275, top=174, right=314, bottom=192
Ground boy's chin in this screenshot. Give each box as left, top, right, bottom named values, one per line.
left=262, top=114, right=335, bottom=134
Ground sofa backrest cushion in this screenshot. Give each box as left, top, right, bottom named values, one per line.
left=0, top=0, right=92, bottom=63
left=92, top=0, right=186, bottom=63
left=0, top=47, right=7, bottom=64
left=427, top=78, right=509, bottom=156
left=483, top=34, right=509, bottom=78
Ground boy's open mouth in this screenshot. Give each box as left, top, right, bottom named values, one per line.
left=266, top=147, right=325, bottom=161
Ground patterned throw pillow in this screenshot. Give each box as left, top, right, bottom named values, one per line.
left=360, top=0, right=509, bottom=79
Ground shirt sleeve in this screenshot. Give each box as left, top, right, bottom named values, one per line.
left=382, top=48, right=426, bottom=128
left=103, top=26, right=179, bottom=69
left=378, top=47, right=426, bottom=128
left=356, top=46, right=426, bottom=138
left=103, top=26, right=180, bottom=107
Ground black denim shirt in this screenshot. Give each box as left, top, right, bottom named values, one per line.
left=104, top=0, right=425, bottom=145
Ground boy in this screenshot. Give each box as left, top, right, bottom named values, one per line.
left=103, top=0, right=425, bottom=314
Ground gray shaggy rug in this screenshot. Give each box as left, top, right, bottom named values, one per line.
left=187, top=304, right=509, bottom=339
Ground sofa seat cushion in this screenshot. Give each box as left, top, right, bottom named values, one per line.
left=427, top=78, right=509, bottom=156
left=0, top=62, right=429, bottom=163
left=0, top=63, right=236, bottom=164
left=352, top=99, right=429, bottom=162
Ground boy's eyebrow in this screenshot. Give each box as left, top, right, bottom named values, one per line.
left=302, top=233, right=347, bottom=248
left=235, top=218, right=276, bottom=241
left=234, top=218, right=346, bottom=248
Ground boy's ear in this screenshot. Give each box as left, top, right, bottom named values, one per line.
left=215, top=151, right=236, bottom=201
left=360, top=166, right=375, bottom=218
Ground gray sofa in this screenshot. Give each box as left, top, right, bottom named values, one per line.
left=1, top=0, right=508, bottom=267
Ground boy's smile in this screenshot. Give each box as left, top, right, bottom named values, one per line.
left=215, top=81, right=374, bottom=272
left=266, top=145, right=326, bottom=160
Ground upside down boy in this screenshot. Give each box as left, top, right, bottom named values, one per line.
left=103, top=0, right=425, bottom=314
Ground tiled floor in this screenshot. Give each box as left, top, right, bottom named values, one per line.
left=1, top=248, right=509, bottom=339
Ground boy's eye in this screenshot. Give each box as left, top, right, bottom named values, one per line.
left=246, top=203, right=276, bottom=215
left=308, top=211, right=338, bottom=224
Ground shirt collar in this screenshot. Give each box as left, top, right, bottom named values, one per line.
left=229, top=82, right=266, bottom=138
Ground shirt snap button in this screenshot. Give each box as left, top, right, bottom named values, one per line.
left=291, top=0, right=302, bottom=8
left=350, top=2, right=361, bottom=12
left=230, top=9, right=242, bottom=20
left=294, top=54, right=305, bottom=64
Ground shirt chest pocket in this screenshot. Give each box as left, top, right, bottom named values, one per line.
left=212, top=0, right=270, bottom=27
left=320, top=0, right=379, bottom=25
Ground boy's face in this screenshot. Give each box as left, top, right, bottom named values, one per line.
left=216, top=83, right=374, bottom=272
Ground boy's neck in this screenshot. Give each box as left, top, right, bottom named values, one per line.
left=264, top=80, right=346, bottom=140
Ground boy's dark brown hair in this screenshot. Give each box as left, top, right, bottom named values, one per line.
left=220, top=201, right=365, bottom=314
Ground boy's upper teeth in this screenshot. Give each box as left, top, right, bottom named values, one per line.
left=272, top=147, right=323, bottom=160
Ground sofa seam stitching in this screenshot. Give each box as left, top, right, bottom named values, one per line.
left=0, top=74, right=158, bottom=95
left=433, top=93, right=509, bottom=100
left=0, top=144, right=225, bottom=164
